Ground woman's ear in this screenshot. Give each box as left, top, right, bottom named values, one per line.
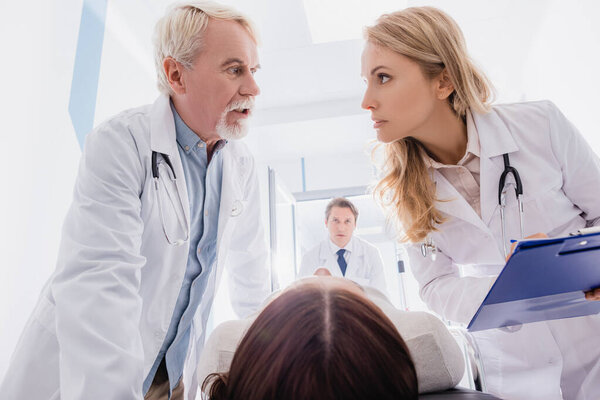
left=436, top=69, right=455, bottom=100
left=163, top=57, right=186, bottom=95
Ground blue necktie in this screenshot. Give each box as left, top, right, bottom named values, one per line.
left=336, top=249, right=347, bottom=276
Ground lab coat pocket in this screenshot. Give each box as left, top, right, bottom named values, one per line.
left=532, top=188, right=582, bottom=234
left=496, top=189, right=553, bottom=242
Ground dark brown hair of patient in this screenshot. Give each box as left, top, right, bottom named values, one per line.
left=202, top=284, right=418, bottom=400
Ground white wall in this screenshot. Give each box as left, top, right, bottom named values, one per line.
left=0, top=0, right=84, bottom=380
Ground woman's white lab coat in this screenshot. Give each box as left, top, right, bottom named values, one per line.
left=0, top=95, right=271, bottom=400
left=406, top=101, right=600, bottom=400
left=298, top=236, right=387, bottom=295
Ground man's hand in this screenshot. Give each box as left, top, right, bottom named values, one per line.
left=585, top=288, right=600, bottom=301
left=505, top=233, right=548, bottom=262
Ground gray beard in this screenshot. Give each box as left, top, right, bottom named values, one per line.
left=216, top=115, right=249, bottom=140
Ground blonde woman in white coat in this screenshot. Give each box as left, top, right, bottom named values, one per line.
left=362, top=7, right=600, bottom=400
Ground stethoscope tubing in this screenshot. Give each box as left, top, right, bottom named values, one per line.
left=151, top=151, right=189, bottom=245
left=422, top=153, right=524, bottom=259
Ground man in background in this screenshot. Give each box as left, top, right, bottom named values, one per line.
left=298, top=197, right=387, bottom=294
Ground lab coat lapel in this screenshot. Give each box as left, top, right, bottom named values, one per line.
left=150, top=95, right=177, bottom=156
left=216, top=145, right=248, bottom=261
left=150, top=95, right=191, bottom=228
left=433, top=169, right=488, bottom=232
left=318, top=241, right=343, bottom=276
left=217, top=149, right=235, bottom=257
left=345, top=237, right=364, bottom=276
left=480, top=156, right=504, bottom=227
left=472, top=109, right=519, bottom=227
left=318, top=241, right=331, bottom=266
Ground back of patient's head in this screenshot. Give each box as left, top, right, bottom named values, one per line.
left=203, top=283, right=418, bottom=399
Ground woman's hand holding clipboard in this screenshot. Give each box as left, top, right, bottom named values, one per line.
left=506, top=231, right=600, bottom=301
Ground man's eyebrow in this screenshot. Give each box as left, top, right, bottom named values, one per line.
left=221, top=58, right=243, bottom=68
left=221, top=58, right=261, bottom=70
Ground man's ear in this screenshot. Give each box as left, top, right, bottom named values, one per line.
left=163, top=57, right=186, bottom=95
left=436, top=68, right=455, bottom=100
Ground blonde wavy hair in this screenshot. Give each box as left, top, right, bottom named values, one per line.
left=367, top=6, right=493, bottom=243
left=153, top=1, right=258, bottom=95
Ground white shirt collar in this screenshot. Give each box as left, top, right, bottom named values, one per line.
left=328, top=235, right=354, bottom=254
left=460, top=109, right=481, bottom=159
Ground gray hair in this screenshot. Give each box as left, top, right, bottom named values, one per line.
left=153, top=1, right=259, bottom=95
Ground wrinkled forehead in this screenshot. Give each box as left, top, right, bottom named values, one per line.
left=200, top=18, right=260, bottom=67
left=328, top=206, right=355, bottom=220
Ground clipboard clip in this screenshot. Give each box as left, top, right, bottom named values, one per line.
left=559, top=235, right=600, bottom=255
left=568, top=226, right=600, bottom=236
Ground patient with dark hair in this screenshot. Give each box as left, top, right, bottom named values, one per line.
left=202, top=276, right=418, bottom=400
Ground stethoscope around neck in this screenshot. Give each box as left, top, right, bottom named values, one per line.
left=421, top=153, right=524, bottom=259
left=152, top=151, right=190, bottom=246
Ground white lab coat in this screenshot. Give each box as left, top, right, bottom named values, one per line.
left=0, top=95, right=271, bottom=400
left=298, top=236, right=387, bottom=295
left=407, top=101, right=600, bottom=400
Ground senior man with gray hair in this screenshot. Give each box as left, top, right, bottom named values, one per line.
left=1, top=2, right=270, bottom=399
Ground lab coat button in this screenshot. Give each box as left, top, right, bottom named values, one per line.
left=231, top=200, right=243, bottom=217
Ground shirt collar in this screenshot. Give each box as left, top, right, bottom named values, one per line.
left=170, top=100, right=227, bottom=154
left=464, top=109, right=481, bottom=158
left=329, top=235, right=354, bottom=254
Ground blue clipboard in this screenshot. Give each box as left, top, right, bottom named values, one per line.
left=467, top=231, right=600, bottom=332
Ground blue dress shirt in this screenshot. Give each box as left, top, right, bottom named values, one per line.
left=143, top=102, right=225, bottom=396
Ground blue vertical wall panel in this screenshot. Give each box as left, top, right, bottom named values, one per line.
left=69, top=0, right=108, bottom=149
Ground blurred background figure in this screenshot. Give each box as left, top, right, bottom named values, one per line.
left=298, top=197, right=387, bottom=295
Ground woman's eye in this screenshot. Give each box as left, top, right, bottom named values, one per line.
left=378, top=74, right=390, bottom=84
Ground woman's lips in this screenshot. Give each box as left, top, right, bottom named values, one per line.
left=372, top=119, right=387, bottom=129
